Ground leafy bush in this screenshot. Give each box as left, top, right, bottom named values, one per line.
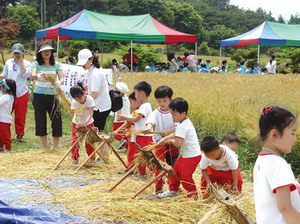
left=68, top=41, right=89, bottom=57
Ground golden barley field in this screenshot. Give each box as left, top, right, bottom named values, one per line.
left=1, top=72, right=300, bottom=223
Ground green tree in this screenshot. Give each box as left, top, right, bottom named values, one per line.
left=5, top=5, right=40, bottom=40
left=289, top=13, right=300, bottom=24
left=207, top=25, right=236, bottom=49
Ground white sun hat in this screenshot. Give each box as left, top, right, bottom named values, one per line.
left=116, top=82, right=129, bottom=93
left=37, top=45, right=56, bottom=53
left=77, top=49, right=93, bottom=66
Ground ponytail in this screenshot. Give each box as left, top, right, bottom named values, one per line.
left=92, top=52, right=101, bottom=68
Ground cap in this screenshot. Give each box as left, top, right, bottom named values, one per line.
left=77, top=49, right=93, bottom=66
left=0, top=80, right=11, bottom=90
left=37, top=45, right=56, bottom=53
left=12, top=43, right=24, bottom=53
left=116, top=82, right=129, bottom=93
left=145, top=66, right=150, bottom=69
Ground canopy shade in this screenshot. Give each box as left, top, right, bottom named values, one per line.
left=220, top=21, right=300, bottom=48
left=36, top=10, right=197, bottom=44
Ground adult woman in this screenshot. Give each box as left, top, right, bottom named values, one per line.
left=167, top=52, right=179, bottom=73
left=266, top=55, right=276, bottom=74
left=31, top=43, right=64, bottom=150
left=77, top=49, right=111, bottom=134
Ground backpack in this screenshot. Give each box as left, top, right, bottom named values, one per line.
left=109, top=90, right=123, bottom=112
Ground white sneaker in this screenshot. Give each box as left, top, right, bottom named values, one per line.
left=157, top=190, right=177, bottom=199
left=131, top=173, right=147, bottom=179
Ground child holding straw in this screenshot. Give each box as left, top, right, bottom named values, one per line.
left=69, top=83, right=95, bottom=165
left=144, top=86, right=177, bottom=194
left=0, top=79, right=17, bottom=152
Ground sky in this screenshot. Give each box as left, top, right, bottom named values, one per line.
left=230, top=0, right=299, bottom=21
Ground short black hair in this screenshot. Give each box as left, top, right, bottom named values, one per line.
left=154, top=86, right=173, bottom=99
left=169, top=97, right=188, bottom=114
left=70, top=82, right=85, bottom=98
left=129, top=91, right=136, bottom=100
left=201, top=136, right=220, bottom=153
left=222, top=60, right=227, bottom=64
left=222, top=133, right=242, bottom=144
left=134, top=81, right=152, bottom=97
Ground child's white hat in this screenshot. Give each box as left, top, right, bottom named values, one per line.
left=116, top=82, right=129, bottom=93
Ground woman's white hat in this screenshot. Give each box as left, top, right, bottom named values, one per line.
left=77, top=49, right=93, bottom=66
left=37, top=45, right=56, bottom=53
left=116, top=82, right=129, bottom=93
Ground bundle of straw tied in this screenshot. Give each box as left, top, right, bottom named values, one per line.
left=46, top=74, right=71, bottom=112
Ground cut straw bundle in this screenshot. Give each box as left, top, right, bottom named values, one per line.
left=45, top=74, right=71, bottom=113
left=124, top=128, right=161, bottom=136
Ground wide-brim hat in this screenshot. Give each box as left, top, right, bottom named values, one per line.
left=116, top=82, right=129, bottom=93
left=77, top=49, right=93, bottom=66
left=37, top=45, right=56, bottom=53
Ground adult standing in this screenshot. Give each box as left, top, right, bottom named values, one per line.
left=77, top=49, right=111, bottom=134
left=0, top=43, right=31, bottom=142
left=187, top=51, right=197, bottom=72
left=31, top=43, right=64, bottom=150
left=167, top=52, right=179, bottom=73
left=266, top=55, right=276, bottom=74
left=122, top=48, right=139, bottom=71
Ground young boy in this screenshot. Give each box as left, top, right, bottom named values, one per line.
left=112, top=91, right=140, bottom=172
left=118, top=81, right=152, bottom=177
left=199, top=136, right=243, bottom=197
left=157, top=98, right=201, bottom=199
left=221, top=133, right=242, bottom=153
left=144, top=86, right=176, bottom=194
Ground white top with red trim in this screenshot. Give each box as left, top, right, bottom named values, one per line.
left=146, top=108, right=175, bottom=142
left=135, top=102, right=152, bottom=133
left=254, top=154, right=300, bottom=224
left=71, top=95, right=95, bottom=126
left=199, top=145, right=239, bottom=171
left=175, top=118, right=201, bottom=158
left=0, top=94, right=14, bottom=123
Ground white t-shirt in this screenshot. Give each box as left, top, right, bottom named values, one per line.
left=87, top=66, right=111, bottom=112
left=0, top=94, right=14, bottom=123
left=146, top=108, right=175, bottom=142
left=175, top=118, right=201, bottom=158
left=71, top=95, right=95, bottom=126
left=254, top=154, right=300, bottom=224
left=266, top=60, right=276, bottom=74
left=114, top=95, right=130, bottom=122
left=170, top=58, right=179, bottom=72
left=187, top=55, right=196, bottom=68
left=135, top=102, right=152, bottom=138
left=3, top=58, right=31, bottom=97
left=199, top=145, right=239, bottom=171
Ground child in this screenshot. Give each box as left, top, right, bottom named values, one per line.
left=199, top=136, right=243, bottom=196
left=157, top=98, right=201, bottom=199
left=219, top=65, right=227, bottom=74
left=199, top=63, right=208, bottom=73
left=70, top=83, right=95, bottom=164
left=144, top=86, right=177, bottom=194
left=0, top=79, right=16, bottom=152
left=222, top=133, right=242, bottom=153
left=182, top=63, right=189, bottom=72
left=112, top=82, right=130, bottom=142
left=254, top=106, right=300, bottom=223
left=206, top=60, right=211, bottom=71
left=118, top=81, right=152, bottom=177
left=219, top=60, right=228, bottom=72
left=253, top=65, right=261, bottom=75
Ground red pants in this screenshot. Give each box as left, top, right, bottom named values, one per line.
left=154, top=145, right=167, bottom=190
left=0, top=122, right=12, bottom=150
left=169, top=155, right=201, bottom=198
left=112, top=122, right=125, bottom=141
left=127, top=141, right=138, bottom=169
left=12, top=92, right=29, bottom=136
left=71, top=123, right=95, bottom=160
left=136, top=135, right=154, bottom=175
left=200, top=166, right=243, bottom=195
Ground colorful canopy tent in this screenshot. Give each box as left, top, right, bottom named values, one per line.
left=36, top=9, right=197, bottom=70
left=220, top=21, right=300, bottom=63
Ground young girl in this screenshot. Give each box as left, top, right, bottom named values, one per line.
left=254, top=106, right=300, bottom=223
left=70, top=83, right=95, bottom=164
left=0, top=79, right=17, bottom=152
left=167, top=52, right=179, bottom=73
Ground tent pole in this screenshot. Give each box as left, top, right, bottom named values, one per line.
left=161, top=47, right=163, bottom=62
left=219, top=47, right=222, bottom=63
left=130, top=41, right=133, bottom=72
left=101, top=42, right=104, bottom=66
left=195, top=42, right=197, bottom=58
left=57, top=35, right=60, bottom=62
left=257, top=45, right=260, bottom=64
left=34, top=38, right=37, bottom=55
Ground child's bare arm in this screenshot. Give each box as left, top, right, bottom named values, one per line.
left=276, top=186, right=300, bottom=223
left=118, top=114, right=143, bottom=123
left=161, top=126, right=176, bottom=137
left=202, top=169, right=212, bottom=186
left=231, top=169, right=239, bottom=191
left=111, top=121, right=129, bottom=136
left=82, top=108, right=94, bottom=125
left=170, top=137, right=183, bottom=148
